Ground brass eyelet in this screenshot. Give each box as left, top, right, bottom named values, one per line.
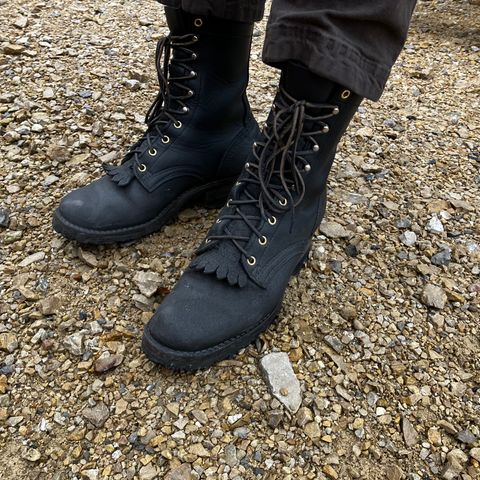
left=190, top=70, right=197, bottom=79
left=192, top=35, right=198, bottom=42
left=247, top=256, right=256, bottom=266
left=341, top=89, right=351, bottom=100
left=194, top=18, right=203, bottom=27
left=304, top=164, right=311, bottom=172
left=191, top=53, right=198, bottom=60
left=313, top=144, right=319, bottom=152
left=187, top=90, right=194, bottom=97
left=322, top=125, right=329, bottom=133
left=216, top=219, right=222, bottom=224
left=245, top=162, right=250, bottom=169
left=173, top=121, right=182, bottom=129
left=333, top=106, right=340, bottom=115
left=258, top=236, right=267, bottom=246
left=268, top=216, right=277, bottom=225
left=279, top=198, right=288, bottom=207
left=162, top=135, right=170, bottom=144
left=182, top=106, right=190, bottom=113
left=138, top=164, right=147, bottom=172
left=235, top=181, right=242, bottom=186
left=148, top=148, right=157, bottom=156
left=226, top=199, right=232, bottom=207
left=205, top=238, right=211, bottom=244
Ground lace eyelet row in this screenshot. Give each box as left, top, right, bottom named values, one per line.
left=137, top=129, right=179, bottom=171
left=138, top=34, right=199, bottom=175
left=209, top=211, right=275, bottom=267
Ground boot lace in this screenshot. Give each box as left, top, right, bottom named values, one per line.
left=111, top=34, right=199, bottom=171
left=205, top=87, right=340, bottom=265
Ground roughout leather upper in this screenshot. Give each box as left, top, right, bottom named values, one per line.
left=147, top=65, right=363, bottom=352
left=56, top=9, right=258, bottom=232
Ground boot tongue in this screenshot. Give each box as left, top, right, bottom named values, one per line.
left=281, top=61, right=336, bottom=103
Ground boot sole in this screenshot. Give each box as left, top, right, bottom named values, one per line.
left=141, top=249, right=310, bottom=371
left=52, top=177, right=236, bottom=244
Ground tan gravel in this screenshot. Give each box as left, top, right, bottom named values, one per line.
left=1, top=0, right=479, bottom=479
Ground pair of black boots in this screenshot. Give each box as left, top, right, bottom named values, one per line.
left=53, top=8, right=362, bottom=370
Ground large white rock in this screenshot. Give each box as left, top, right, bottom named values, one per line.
left=260, top=352, right=302, bottom=413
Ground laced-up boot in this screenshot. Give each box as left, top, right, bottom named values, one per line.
left=52, top=8, right=258, bottom=244
left=142, top=62, right=363, bottom=370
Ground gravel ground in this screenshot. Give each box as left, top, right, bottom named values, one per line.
left=1, top=0, right=479, bottom=479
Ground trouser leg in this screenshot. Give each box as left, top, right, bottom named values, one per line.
left=157, top=0, right=266, bottom=22
left=263, top=0, right=417, bottom=100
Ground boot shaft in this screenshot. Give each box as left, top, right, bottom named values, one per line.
left=165, top=7, right=254, bottom=83
left=152, top=8, right=255, bottom=135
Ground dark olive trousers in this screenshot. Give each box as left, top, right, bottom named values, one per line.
left=158, top=0, right=417, bottom=101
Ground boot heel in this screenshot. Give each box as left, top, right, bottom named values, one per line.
left=198, top=182, right=233, bottom=209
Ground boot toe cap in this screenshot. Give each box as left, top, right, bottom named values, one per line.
left=58, top=187, right=98, bottom=228
left=147, top=292, right=226, bottom=353
left=56, top=177, right=135, bottom=230
left=57, top=189, right=93, bottom=228
left=145, top=271, right=264, bottom=353
left=147, top=302, right=199, bottom=352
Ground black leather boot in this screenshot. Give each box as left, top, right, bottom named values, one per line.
left=52, top=8, right=258, bottom=244
left=142, top=63, right=363, bottom=370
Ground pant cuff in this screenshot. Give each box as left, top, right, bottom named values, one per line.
left=157, top=0, right=264, bottom=23
left=263, top=23, right=391, bottom=101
